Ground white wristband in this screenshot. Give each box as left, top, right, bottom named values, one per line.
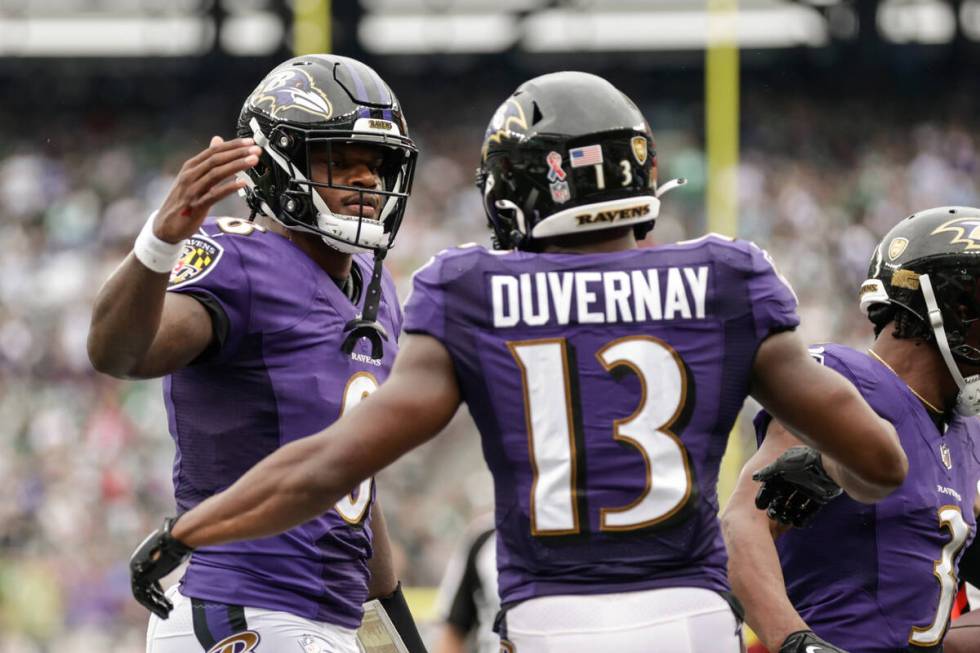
left=133, top=211, right=187, bottom=274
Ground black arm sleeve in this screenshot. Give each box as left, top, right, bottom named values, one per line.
left=378, top=582, right=427, bottom=653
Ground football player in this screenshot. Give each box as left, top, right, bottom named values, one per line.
left=722, top=207, right=980, bottom=653
left=128, top=72, right=907, bottom=652
left=88, top=55, right=425, bottom=653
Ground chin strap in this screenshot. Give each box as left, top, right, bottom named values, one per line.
left=341, top=248, right=390, bottom=360
left=655, top=177, right=688, bottom=198
left=920, top=273, right=980, bottom=415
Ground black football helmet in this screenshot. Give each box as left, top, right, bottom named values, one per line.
left=476, top=71, right=684, bottom=251
left=860, top=206, right=980, bottom=414
left=237, top=54, right=418, bottom=254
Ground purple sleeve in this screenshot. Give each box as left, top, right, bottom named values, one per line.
left=402, top=256, right=446, bottom=341
left=166, top=232, right=251, bottom=363
left=746, top=244, right=800, bottom=341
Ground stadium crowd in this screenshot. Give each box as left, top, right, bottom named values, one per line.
left=1, top=85, right=978, bottom=650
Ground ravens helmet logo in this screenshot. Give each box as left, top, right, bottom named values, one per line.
left=248, top=68, right=332, bottom=121
left=482, top=99, right=529, bottom=159
left=931, top=217, right=980, bottom=252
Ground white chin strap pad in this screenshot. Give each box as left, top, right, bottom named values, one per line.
left=311, top=190, right=386, bottom=253
left=920, top=272, right=980, bottom=415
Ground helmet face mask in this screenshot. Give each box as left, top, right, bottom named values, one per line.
left=477, top=72, right=667, bottom=252
left=860, top=206, right=980, bottom=413
left=925, top=267, right=980, bottom=364
left=238, top=55, right=418, bottom=254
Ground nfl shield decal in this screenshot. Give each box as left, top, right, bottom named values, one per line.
left=941, top=443, right=952, bottom=470
left=546, top=150, right=571, bottom=204
left=550, top=181, right=571, bottom=204
left=298, top=634, right=333, bottom=653
left=169, top=235, right=224, bottom=289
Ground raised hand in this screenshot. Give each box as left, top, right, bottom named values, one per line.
left=152, top=136, right=261, bottom=244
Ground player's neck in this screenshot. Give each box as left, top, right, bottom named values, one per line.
left=257, top=216, right=353, bottom=280
left=541, top=228, right=638, bottom=254
left=870, top=333, right=957, bottom=414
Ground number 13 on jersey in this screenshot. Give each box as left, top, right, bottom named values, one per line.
left=509, top=335, right=694, bottom=536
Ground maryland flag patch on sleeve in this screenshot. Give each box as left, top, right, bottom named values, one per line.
left=168, top=234, right=224, bottom=289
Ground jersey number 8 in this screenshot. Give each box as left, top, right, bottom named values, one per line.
left=334, top=372, right=378, bottom=524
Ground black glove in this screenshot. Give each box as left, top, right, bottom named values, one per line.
left=753, top=446, right=843, bottom=528
left=780, top=629, right=850, bottom=653
left=129, top=516, right=194, bottom=619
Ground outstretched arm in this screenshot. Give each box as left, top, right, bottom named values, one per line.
left=750, top=330, right=907, bottom=500
left=171, top=334, right=462, bottom=548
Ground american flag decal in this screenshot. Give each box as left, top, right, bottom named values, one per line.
left=569, top=144, right=603, bottom=168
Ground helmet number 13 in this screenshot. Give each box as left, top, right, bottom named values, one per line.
left=508, top=336, right=693, bottom=535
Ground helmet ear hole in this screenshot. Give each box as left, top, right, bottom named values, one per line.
left=532, top=101, right=544, bottom=125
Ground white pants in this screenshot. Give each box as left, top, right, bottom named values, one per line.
left=502, top=587, right=742, bottom=653
left=147, top=585, right=360, bottom=653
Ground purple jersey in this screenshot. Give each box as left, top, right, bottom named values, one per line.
left=163, top=218, right=401, bottom=628
left=755, top=344, right=980, bottom=652
left=403, top=235, right=799, bottom=607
